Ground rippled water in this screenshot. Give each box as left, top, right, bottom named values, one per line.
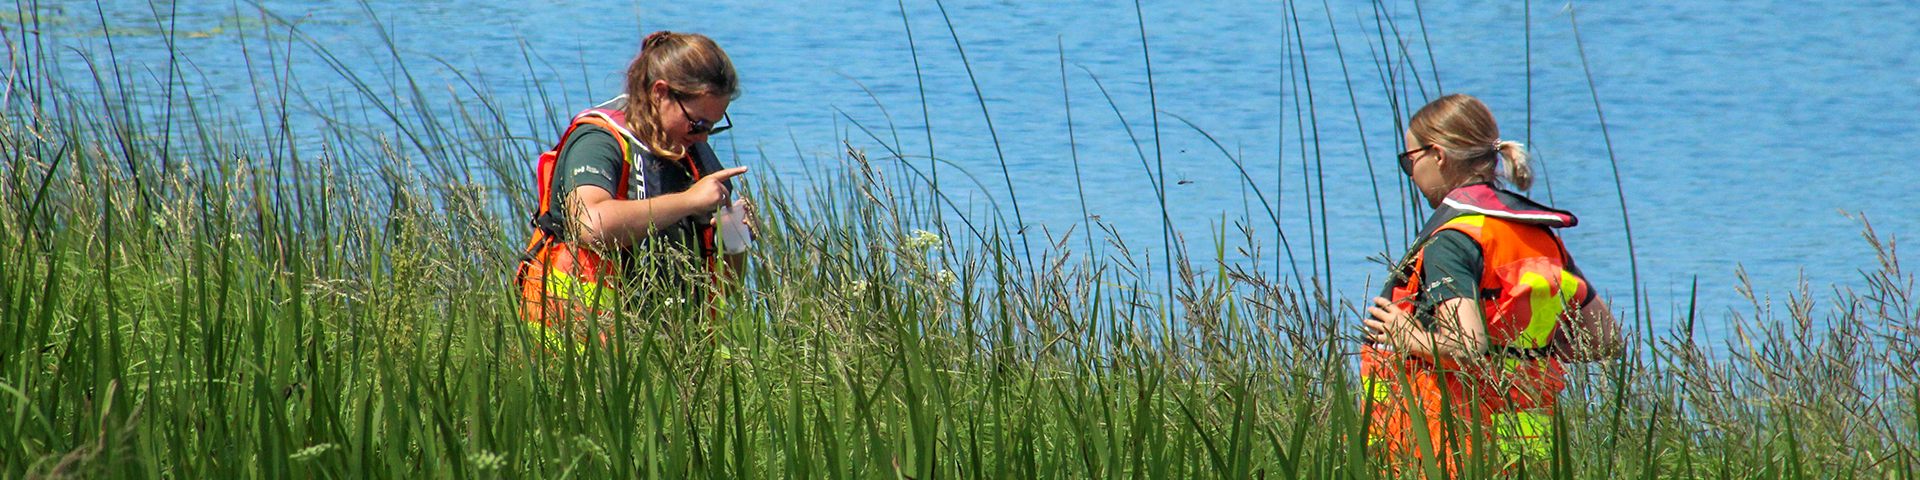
left=28, top=0, right=1920, bottom=338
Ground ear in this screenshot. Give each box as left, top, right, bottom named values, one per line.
left=1431, top=146, right=1448, bottom=167
left=649, top=80, right=672, bottom=104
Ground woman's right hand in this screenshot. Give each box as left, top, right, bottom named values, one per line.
left=683, top=166, right=749, bottom=214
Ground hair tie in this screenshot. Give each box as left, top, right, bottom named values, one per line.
left=644, top=31, right=674, bottom=50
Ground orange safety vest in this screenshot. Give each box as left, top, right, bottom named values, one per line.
left=1361, top=183, right=1589, bottom=471
left=515, top=106, right=724, bottom=334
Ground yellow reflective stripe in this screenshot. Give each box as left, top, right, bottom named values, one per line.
left=535, top=270, right=613, bottom=356
left=1515, top=271, right=1560, bottom=348
left=1544, top=269, right=1586, bottom=345
left=1360, top=375, right=1399, bottom=447
left=1509, top=267, right=1586, bottom=350
left=544, top=270, right=616, bottom=313
left=1442, top=214, right=1487, bottom=232
left=1365, top=376, right=1396, bottom=403
left=522, top=319, right=585, bottom=355
left=1490, top=410, right=1553, bottom=458
left=1559, top=269, right=1585, bottom=309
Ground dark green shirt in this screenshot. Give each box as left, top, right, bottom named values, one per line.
left=1413, top=230, right=1488, bottom=312
left=550, top=124, right=628, bottom=203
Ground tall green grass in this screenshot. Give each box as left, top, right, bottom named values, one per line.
left=2, top=3, right=1916, bottom=479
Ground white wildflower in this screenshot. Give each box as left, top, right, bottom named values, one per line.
left=935, top=270, right=956, bottom=287
left=850, top=280, right=869, bottom=297
left=904, top=229, right=943, bottom=252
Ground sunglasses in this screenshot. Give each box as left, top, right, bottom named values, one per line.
left=1397, top=144, right=1434, bottom=176
left=672, top=95, right=732, bottom=136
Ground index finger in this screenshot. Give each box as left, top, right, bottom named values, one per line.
left=707, top=166, right=750, bottom=182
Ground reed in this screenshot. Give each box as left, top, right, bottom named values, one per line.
left=1, top=3, right=1915, bottom=480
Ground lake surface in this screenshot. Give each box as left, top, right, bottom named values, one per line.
left=29, top=0, right=1920, bottom=341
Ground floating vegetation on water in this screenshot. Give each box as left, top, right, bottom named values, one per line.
left=41, top=10, right=355, bottom=40
left=0, top=9, right=72, bottom=27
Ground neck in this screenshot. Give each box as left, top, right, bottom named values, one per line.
left=1426, top=179, right=1495, bottom=208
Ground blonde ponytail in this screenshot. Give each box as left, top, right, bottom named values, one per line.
left=1495, top=140, right=1532, bottom=191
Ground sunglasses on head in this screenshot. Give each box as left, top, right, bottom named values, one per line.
left=672, top=94, right=732, bottom=136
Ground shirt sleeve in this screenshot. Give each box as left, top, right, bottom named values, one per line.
left=1560, top=246, right=1599, bottom=307
left=1415, top=230, right=1484, bottom=313
left=551, top=125, right=625, bottom=208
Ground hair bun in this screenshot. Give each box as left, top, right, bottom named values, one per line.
left=1496, top=140, right=1534, bottom=191
left=643, top=31, right=674, bottom=50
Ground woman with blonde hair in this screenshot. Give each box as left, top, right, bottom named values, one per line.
left=1362, top=93, right=1622, bottom=473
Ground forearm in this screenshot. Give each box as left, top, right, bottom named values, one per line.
left=1397, top=327, right=1486, bottom=368
left=1399, top=299, right=1489, bottom=368
left=1553, top=297, right=1622, bottom=362
left=576, top=192, right=703, bottom=247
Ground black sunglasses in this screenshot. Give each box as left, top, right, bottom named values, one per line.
left=672, top=95, right=732, bottom=136
left=1397, top=144, right=1434, bottom=176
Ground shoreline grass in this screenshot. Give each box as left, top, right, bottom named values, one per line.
left=3, top=3, right=1917, bottom=479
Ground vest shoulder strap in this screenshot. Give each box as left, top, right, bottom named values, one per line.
left=1432, top=214, right=1490, bottom=240
left=566, top=114, right=635, bottom=200
left=529, top=112, right=639, bottom=239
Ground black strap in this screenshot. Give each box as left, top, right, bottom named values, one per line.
left=1487, top=344, right=1556, bottom=360
left=515, top=232, right=554, bottom=265
left=517, top=209, right=567, bottom=266
left=530, top=212, right=566, bottom=237
left=517, top=212, right=566, bottom=259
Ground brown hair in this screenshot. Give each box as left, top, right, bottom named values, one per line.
left=622, top=31, right=739, bottom=160
left=1408, top=93, right=1532, bottom=190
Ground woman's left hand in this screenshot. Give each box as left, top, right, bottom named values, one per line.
left=734, top=197, right=757, bottom=238
left=1364, top=296, right=1414, bottom=348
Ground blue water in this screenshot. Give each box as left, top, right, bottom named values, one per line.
left=28, top=0, right=1920, bottom=341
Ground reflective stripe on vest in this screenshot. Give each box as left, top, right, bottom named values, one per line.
left=1363, top=213, right=1582, bottom=467
left=1489, top=410, right=1552, bottom=459
left=1425, top=214, right=1587, bottom=353
left=543, top=267, right=617, bottom=312
left=517, top=109, right=635, bottom=333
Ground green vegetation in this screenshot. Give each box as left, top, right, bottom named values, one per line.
left=2, top=6, right=1916, bottom=480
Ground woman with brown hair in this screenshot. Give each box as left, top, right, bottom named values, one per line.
left=517, top=31, right=751, bottom=329
left=1361, top=93, right=1622, bottom=473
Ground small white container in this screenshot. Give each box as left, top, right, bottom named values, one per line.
left=715, top=202, right=752, bottom=254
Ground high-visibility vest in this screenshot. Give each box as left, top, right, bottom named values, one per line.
left=1361, top=183, right=1589, bottom=468
left=514, top=107, right=724, bottom=330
